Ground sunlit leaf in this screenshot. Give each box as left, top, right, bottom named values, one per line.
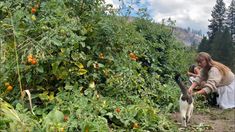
left=89, top=81, right=95, bottom=88
left=65, top=84, right=73, bottom=90
left=78, top=68, right=88, bottom=75
left=75, top=62, right=84, bottom=69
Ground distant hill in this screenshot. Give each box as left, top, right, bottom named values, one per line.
left=173, top=27, right=203, bottom=46
left=127, top=17, right=203, bottom=46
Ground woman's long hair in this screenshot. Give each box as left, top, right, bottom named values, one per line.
left=196, top=52, right=231, bottom=76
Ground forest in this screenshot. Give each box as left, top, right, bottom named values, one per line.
left=198, top=0, right=235, bottom=72
left=0, top=0, right=234, bottom=131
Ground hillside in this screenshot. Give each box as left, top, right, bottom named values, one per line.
left=127, top=17, right=203, bottom=46
left=173, top=27, right=203, bottom=46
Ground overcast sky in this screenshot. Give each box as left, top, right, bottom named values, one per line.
left=105, top=0, right=232, bottom=34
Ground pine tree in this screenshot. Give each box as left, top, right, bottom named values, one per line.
left=226, top=0, right=235, bottom=72
left=198, top=36, right=210, bottom=52
left=211, top=29, right=233, bottom=68
left=208, top=0, right=226, bottom=39
left=221, top=28, right=233, bottom=71
left=226, top=0, right=235, bottom=42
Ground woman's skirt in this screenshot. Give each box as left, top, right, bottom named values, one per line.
left=217, top=79, right=235, bottom=109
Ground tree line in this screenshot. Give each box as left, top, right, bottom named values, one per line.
left=198, top=0, right=235, bottom=72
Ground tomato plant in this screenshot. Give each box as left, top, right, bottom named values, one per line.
left=0, top=0, right=196, bottom=131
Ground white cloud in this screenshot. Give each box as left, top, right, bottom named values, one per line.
left=105, top=0, right=232, bottom=34
left=104, top=0, right=120, bottom=8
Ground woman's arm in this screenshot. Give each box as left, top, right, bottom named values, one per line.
left=201, top=67, right=222, bottom=94
left=194, top=89, right=206, bottom=95
left=188, top=82, right=198, bottom=94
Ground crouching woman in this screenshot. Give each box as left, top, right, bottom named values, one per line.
left=188, top=52, right=235, bottom=109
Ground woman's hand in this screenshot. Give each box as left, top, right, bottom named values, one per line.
left=188, top=87, right=193, bottom=94
left=188, top=82, right=198, bottom=94
left=194, top=89, right=206, bottom=95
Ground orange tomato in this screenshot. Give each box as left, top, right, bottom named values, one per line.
left=31, top=58, right=37, bottom=65
left=27, top=54, right=33, bottom=59
left=7, top=85, right=13, bottom=91
left=131, top=57, right=138, bottom=61
left=31, top=7, right=36, bottom=14
left=27, top=54, right=35, bottom=63
left=129, top=52, right=138, bottom=61
left=129, top=52, right=135, bottom=58
left=28, top=58, right=33, bottom=63
left=115, top=107, right=121, bottom=113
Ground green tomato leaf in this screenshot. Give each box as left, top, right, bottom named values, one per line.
left=78, top=69, right=88, bottom=75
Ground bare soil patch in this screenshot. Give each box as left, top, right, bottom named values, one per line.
left=171, top=108, right=235, bottom=132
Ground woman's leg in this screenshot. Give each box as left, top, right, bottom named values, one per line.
left=217, top=80, right=235, bottom=109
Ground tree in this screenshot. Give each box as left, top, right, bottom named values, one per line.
left=210, top=28, right=233, bottom=70
left=208, top=0, right=226, bottom=39
left=198, top=36, right=210, bottom=52
left=226, top=0, right=235, bottom=42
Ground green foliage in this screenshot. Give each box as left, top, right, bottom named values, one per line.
left=198, top=29, right=234, bottom=71
left=0, top=98, right=40, bottom=131
left=208, top=0, right=226, bottom=39
left=227, top=0, right=235, bottom=35
left=198, top=0, right=235, bottom=72
left=198, top=36, right=210, bottom=53
left=0, top=0, right=196, bottom=131
left=211, top=29, right=234, bottom=68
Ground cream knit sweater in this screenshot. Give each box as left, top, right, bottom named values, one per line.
left=194, top=67, right=235, bottom=94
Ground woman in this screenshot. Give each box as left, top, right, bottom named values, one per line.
left=188, top=52, right=235, bottom=109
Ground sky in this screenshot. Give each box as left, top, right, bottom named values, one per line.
left=104, top=0, right=232, bottom=35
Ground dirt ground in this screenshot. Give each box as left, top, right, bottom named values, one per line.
left=171, top=107, right=235, bottom=132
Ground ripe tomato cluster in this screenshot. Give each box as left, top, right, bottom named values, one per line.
left=129, top=52, right=138, bottom=61
left=27, top=54, right=37, bottom=65
left=4, top=82, right=13, bottom=91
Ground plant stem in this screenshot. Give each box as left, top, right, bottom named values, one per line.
left=10, top=12, right=23, bottom=98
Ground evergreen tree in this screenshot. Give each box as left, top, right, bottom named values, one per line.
left=211, top=31, right=223, bottom=61
left=198, top=36, right=210, bottom=52
left=221, top=28, right=233, bottom=70
left=208, top=0, right=226, bottom=39
left=211, top=29, right=233, bottom=68
left=226, top=0, right=235, bottom=42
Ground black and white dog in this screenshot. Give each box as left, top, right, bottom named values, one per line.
left=175, top=74, right=194, bottom=127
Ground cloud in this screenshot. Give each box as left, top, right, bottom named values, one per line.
left=105, top=0, right=232, bottom=34
left=104, top=0, right=120, bottom=8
